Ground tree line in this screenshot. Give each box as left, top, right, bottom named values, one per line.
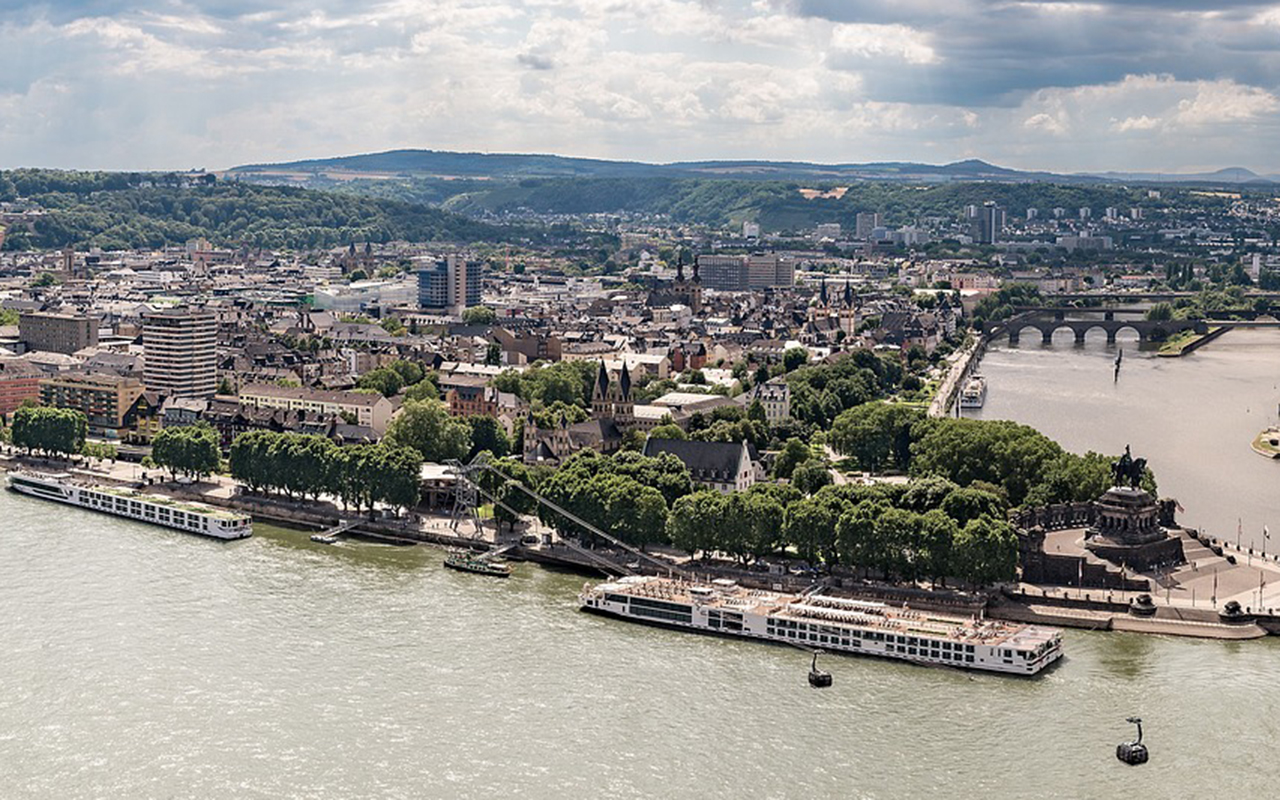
left=229, top=431, right=422, bottom=512
left=829, top=403, right=1156, bottom=507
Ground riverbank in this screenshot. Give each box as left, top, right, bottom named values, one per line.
left=1156, top=325, right=1227, bottom=357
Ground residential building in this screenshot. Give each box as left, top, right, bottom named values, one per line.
left=0, top=357, right=43, bottom=414
left=750, top=378, right=791, bottom=424
left=39, top=372, right=144, bottom=439
left=855, top=212, right=882, bottom=239
left=19, top=311, right=98, bottom=355
left=239, top=383, right=395, bottom=434
left=142, top=308, right=217, bottom=398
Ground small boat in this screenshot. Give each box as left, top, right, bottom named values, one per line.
left=444, top=551, right=512, bottom=577
left=808, top=650, right=832, bottom=688
left=1116, top=716, right=1149, bottom=765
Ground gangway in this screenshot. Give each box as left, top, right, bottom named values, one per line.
left=310, top=518, right=363, bottom=545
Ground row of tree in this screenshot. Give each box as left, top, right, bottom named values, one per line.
left=10, top=407, right=87, bottom=457
left=229, top=431, right=422, bottom=511
left=150, top=424, right=220, bottom=480
left=480, top=447, right=1018, bottom=587
left=666, top=479, right=1017, bottom=586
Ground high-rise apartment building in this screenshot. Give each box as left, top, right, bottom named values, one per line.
left=855, top=212, right=882, bottom=239
left=968, top=202, right=1005, bottom=244
left=19, top=311, right=98, bottom=355
left=746, top=254, right=795, bottom=289
left=417, top=255, right=481, bottom=313
left=142, top=308, right=217, bottom=398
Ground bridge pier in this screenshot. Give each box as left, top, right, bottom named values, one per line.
left=1041, top=329, right=1054, bottom=345
left=1104, top=311, right=1115, bottom=321
left=1106, top=329, right=1117, bottom=344
left=1075, top=329, right=1088, bottom=344
left=1008, top=330, right=1020, bottom=345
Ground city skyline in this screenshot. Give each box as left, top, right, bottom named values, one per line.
left=3, top=1, right=1280, bottom=173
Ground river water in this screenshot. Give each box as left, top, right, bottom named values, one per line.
left=4, top=484, right=1280, bottom=797
left=971, top=326, right=1280, bottom=550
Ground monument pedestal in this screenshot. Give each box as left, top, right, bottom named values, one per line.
left=1084, top=486, right=1184, bottom=571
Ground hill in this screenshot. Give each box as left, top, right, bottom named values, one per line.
left=229, top=150, right=1097, bottom=184
left=0, top=170, right=522, bottom=251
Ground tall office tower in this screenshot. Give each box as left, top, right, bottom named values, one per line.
left=1026, top=208, right=1039, bottom=221
left=855, top=212, right=883, bottom=239
left=417, top=255, right=481, bottom=314
left=142, top=308, right=217, bottom=398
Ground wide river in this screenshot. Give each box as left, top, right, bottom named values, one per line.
left=4, top=330, right=1280, bottom=798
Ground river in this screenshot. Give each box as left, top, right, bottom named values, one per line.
left=4, top=481, right=1280, bottom=797
left=970, top=325, right=1280, bottom=550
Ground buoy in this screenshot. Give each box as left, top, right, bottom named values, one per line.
left=808, top=650, right=832, bottom=688
left=1116, top=716, right=1149, bottom=765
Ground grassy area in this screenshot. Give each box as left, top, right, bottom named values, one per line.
left=1157, top=326, right=1220, bottom=356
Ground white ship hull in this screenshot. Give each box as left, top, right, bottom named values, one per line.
left=581, top=577, right=1063, bottom=676
left=959, top=376, right=987, bottom=409
left=8, top=472, right=252, bottom=540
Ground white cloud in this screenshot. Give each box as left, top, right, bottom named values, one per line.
left=1114, top=115, right=1161, bottom=132
left=829, top=23, right=938, bottom=65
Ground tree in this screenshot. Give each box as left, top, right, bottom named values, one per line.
left=380, top=316, right=406, bottom=336
left=217, top=377, right=235, bottom=395
left=791, top=459, right=832, bottom=495
left=404, top=376, right=440, bottom=402
left=648, top=423, right=686, bottom=440
left=784, top=495, right=839, bottom=564
left=485, top=342, right=502, bottom=367
left=772, top=438, right=812, bottom=480
left=783, top=347, right=810, bottom=372
left=953, top=515, right=1019, bottom=586
left=151, top=424, right=220, bottom=480
left=467, top=415, right=510, bottom=459
left=667, top=492, right=722, bottom=558
left=462, top=306, right=497, bottom=325
left=1146, top=302, right=1174, bottom=322
left=11, top=407, right=86, bottom=457
left=388, top=359, right=424, bottom=387
left=356, top=367, right=404, bottom=397
left=384, top=399, right=471, bottom=462
left=829, top=402, right=923, bottom=472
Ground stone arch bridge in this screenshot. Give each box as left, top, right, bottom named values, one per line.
left=996, top=314, right=1207, bottom=345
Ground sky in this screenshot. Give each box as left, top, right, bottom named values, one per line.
left=3, top=0, right=1280, bottom=173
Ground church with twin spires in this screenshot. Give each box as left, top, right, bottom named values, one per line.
left=522, top=360, right=636, bottom=465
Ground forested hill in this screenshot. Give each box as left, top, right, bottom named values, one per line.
left=0, top=170, right=520, bottom=252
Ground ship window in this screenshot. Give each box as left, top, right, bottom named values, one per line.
left=908, top=648, right=917, bottom=656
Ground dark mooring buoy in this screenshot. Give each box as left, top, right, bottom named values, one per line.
left=1116, top=716, right=1149, bottom=765
left=808, top=650, right=832, bottom=688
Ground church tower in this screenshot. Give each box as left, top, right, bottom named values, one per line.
left=592, top=361, right=611, bottom=419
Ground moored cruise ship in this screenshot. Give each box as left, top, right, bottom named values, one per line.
left=581, top=576, right=1063, bottom=676
left=8, top=472, right=252, bottom=540
left=959, top=375, right=987, bottom=409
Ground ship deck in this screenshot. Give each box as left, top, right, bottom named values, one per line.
left=597, top=576, right=1049, bottom=649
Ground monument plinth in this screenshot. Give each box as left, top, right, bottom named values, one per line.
left=1082, top=447, right=1185, bottom=572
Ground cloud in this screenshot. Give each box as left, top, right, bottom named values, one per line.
left=0, top=0, right=1277, bottom=172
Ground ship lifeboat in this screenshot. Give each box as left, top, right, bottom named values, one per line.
left=1116, top=717, right=1149, bottom=765
left=808, top=650, right=832, bottom=688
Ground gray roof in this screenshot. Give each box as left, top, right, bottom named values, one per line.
left=642, top=437, right=749, bottom=482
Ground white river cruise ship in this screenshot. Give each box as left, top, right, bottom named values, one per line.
left=8, top=472, right=252, bottom=540
left=581, top=576, right=1063, bottom=676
